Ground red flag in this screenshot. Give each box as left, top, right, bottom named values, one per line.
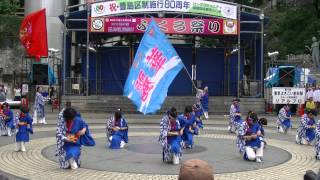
left=19, top=8, right=48, bottom=61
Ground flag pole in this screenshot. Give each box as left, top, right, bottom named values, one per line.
left=181, top=63, right=206, bottom=117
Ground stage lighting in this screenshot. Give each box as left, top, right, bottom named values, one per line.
left=268, top=51, right=279, bottom=57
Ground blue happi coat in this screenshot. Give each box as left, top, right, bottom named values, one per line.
left=297, top=114, right=316, bottom=143
left=245, top=123, right=262, bottom=149
left=0, top=109, right=15, bottom=136
left=15, top=112, right=33, bottom=142
left=56, top=109, right=95, bottom=169
left=106, top=117, right=128, bottom=149
left=178, top=114, right=197, bottom=148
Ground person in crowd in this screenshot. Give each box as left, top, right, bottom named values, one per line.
left=33, top=86, right=47, bottom=124
left=242, top=112, right=264, bottom=163
left=14, top=106, right=33, bottom=152
left=258, top=117, right=268, bottom=146
left=313, top=86, right=320, bottom=113
left=178, top=159, right=214, bottom=180
left=306, top=97, right=317, bottom=112
left=13, top=85, right=21, bottom=101
left=106, top=109, right=128, bottom=149
left=55, top=107, right=95, bottom=169
left=277, top=104, right=292, bottom=133
left=159, top=108, right=183, bottom=165
left=306, top=87, right=314, bottom=102
left=228, top=98, right=242, bottom=133
left=178, top=106, right=197, bottom=149
left=48, top=86, right=55, bottom=104
left=0, top=103, right=14, bottom=136
left=193, top=104, right=204, bottom=130
left=296, top=110, right=317, bottom=145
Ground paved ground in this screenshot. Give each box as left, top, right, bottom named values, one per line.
left=0, top=112, right=319, bottom=180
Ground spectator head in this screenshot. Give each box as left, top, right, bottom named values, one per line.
left=259, top=118, right=268, bottom=126
left=304, top=170, right=317, bottom=180
left=232, top=98, right=240, bottom=106
left=309, top=97, right=313, bottom=101
left=178, top=159, right=214, bottom=180
left=63, top=107, right=77, bottom=121
left=284, top=104, right=290, bottom=111
left=36, top=86, right=42, bottom=92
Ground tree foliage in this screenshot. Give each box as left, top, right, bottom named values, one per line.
left=265, top=4, right=320, bottom=58
left=0, top=0, right=20, bottom=15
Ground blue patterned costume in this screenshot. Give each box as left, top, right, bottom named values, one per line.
left=0, top=109, right=15, bottom=136
left=277, top=107, right=292, bottom=132
left=229, top=104, right=242, bottom=132
left=159, top=114, right=182, bottom=163
left=106, top=116, right=128, bottom=149
left=33, top=92, right=46, bottom=122
left=315, top=121, right=320, bottom=159
left=297, top=114, right=316, bottom=144
left=55, top=109, right=95, bottom=169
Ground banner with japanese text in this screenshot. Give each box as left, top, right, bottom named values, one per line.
left=90, top=17, right=238, bottom=35
left=91, top=0, right=237, bottom=20
left=272, top=87, right=306, bottom=104
left=123, top=19, right=183, bottom=114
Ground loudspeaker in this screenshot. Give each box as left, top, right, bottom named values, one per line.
left=33, top=64, right=48, bottom=85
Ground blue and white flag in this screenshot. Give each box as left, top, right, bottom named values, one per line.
left=123, top=19, right=183, bottom=114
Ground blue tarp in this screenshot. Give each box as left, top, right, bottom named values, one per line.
left=264, top=66, right=315, bottom=87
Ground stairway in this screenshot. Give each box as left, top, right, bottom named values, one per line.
left=62, top=95, right=265, bottom=114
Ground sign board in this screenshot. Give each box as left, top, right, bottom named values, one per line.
left=90, top=17, right=238, bottom=35
left=72, top=84, right=80, bottom=90
left=272, top=87, right=305, bottom=104
left=91, top=0, right=237, bottom=20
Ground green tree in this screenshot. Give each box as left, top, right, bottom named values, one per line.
left=0, top=0, right=19, bottom=15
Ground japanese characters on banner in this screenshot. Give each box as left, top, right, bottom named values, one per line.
left=123, top=20, right=183, bottom=114
left=91, top=0, right=237, bottom=20
left=272, top=87, right=306, bottom=104
left=90, top=17, right=238, bottom=35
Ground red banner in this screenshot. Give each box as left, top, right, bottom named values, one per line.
left=19, top=8, right=48, bottom=60
left=90, top=17, right=238, bottom=35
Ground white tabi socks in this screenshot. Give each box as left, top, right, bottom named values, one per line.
left=69, top=158, right=78, bottom=169
left=33, top=111, right=38, bottom=124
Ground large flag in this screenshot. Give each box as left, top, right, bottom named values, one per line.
left=19, top=8, right=48, bottom=60
left=124, top=20, right=183, bottom=114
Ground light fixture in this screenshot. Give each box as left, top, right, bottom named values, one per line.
left=259, top=13, right=265, bottom=20
left=230, top=48, right=239, bottom=54
left=158, top=12, right=164, bottom=18
left=89, top=46, right=97, bottom=53
left=48, top=48, right=60, bottom=53
left=268, top=51, right=279, bottom=57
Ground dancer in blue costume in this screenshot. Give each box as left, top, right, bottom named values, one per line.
left=193, top=104, right=204, bottom=130
left=0, top=103, right=14, bottom=136
left=178, top=106, right=197, bottom=149
left=14, top=106, right=33, bottom=152
left=56, top=107, right=95, bottom=169
left=106, top=109, right=128, bottom=149
left=296, top=110, right=317, bottom=145
left=277, top=104, right=292, bottom=133
left=159, top=108, right=183, bottom=165
left=243, top=113, right=264, bottom=163
left=228, top=98, right=243, bottom=133
left=315, top=120, right=320, bottom=160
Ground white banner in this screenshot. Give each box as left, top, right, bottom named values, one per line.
left=272, top=87, right=305, bottom=104
left=91, top=0, right=237, bottom=20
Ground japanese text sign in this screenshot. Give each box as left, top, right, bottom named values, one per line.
left=91, top=0, right=237, bottom=20
left=90, top=17, right=238, bottom=35
left=272, top=87, right=306, bottom=104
